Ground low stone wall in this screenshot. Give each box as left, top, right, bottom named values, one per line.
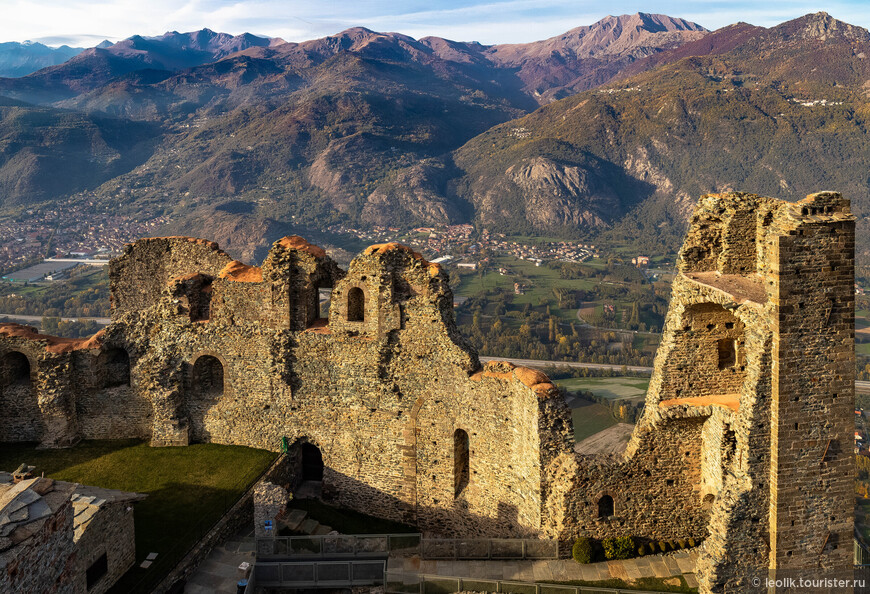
left=154, top=453, right=290, bottom=594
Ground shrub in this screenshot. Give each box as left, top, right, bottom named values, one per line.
left=677, top=539, right=687, bottom=549
left=647, top=543, right=657, bottom=555
left=637, top=545, right=646, bottom=557
left=658, top=541, right=668, bottom=553
left=688, top=537, right=696, bottom=548
left=572, top=537, right=594, bottom=564
left=603, top=536, right=635, bottom=560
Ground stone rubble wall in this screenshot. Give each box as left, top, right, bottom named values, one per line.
left=253, top=482, right=289, bottom=539
left=73, top=501, right=137, bottom=594
left=0, top=483, right=78, bottom=594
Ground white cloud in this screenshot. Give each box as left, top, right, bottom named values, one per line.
left=3, top=0, right=870, bottom=47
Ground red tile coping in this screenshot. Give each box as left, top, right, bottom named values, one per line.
left=659, top=394, right=740, bottom=413
left=0, top=324, right=104, bottom=354
left=684, top=272, right=766, bottom=304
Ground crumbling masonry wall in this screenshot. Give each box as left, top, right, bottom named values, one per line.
left=0, top=191, right=855, bottom=589
left=0, top=237, right=566, bottom=538
left=543, top=191, right=854, bottom=591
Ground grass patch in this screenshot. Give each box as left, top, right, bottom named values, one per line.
left=0, top=440, right=276, bottom=594
left=284, top=498, right=417, bottom=535
left=570, top=401, right=617, bottom=442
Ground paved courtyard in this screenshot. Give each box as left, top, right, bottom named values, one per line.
left=388, top=548, right=700, bottom=589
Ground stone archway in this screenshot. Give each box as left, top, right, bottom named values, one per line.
left=99, top=347, right=131, bottom=388
left=187, top=354, right=227, bottom=443
left=0, top=351, right=41, bottom=442
left=302, top=443, right=324, bottom=481
left=289, top=438, right=325, bottom=499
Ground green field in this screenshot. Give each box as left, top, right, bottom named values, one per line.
left=571, top=401, right=618, bottom=442
left=558, top=377, right=650, bottom=402
left=0, top=440, right=276, bottom=593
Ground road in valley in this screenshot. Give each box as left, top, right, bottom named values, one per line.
left=480, top=355, right=870, bottom=394
left=479, top=356, right=653, bottom=374
left=0, top=314, right=111, bottom=325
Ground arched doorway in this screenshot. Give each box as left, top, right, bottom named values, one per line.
left=2, top=352, right=31, bottom=387
left=188, top=355, right=226, bottom=442
left=0, top=352, right=40, bottom=442
left=347, top=287, right=365, bottom=322
left=302, top=443, right=324, bottom=481
left=598, top=494, right=614, bottom=518
left=100, top=348, right=130, bottom=388
left=193, top=355, right=224, bottom=398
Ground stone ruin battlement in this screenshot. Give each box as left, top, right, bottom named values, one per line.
left=0, top=192, right=855, bottom=591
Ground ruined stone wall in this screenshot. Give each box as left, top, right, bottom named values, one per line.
left=0, top=237, right=560, bottom=539
left=0, top=189, right=855, bottom=574
left=0, top=483, right=78, bottom=594
left=767, top=193, right=855, bottom=577
left=545, top=192, right=854, bottom=594
left=74, top=502, right=137, bottom=594
left=109, top=237, right=235, bottom=315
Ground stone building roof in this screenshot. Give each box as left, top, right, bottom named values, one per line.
left=70, top=485, right=146, bottom=541
left=0, top=475, right=75, bottom=565
left=0, top=472, right=145, bottom=561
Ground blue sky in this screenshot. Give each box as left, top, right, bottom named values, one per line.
left=10, top=0, right=869, bottom=47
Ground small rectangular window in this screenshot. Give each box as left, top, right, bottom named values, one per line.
left=86, top=553, right=108, bottom=590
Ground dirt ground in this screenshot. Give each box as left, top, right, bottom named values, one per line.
left=574, top=423, right=635, bottom=455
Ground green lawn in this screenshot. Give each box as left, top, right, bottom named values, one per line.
left=0, top=440, right=276, bottom=594
left=570, top=401, right=617, bottom=442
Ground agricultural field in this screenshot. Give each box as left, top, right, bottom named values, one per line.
left=570, top=401, right=618, bottom=442
left=558, top=376, right=650, bottom=442
left=558, top=377, right=650, bottom=404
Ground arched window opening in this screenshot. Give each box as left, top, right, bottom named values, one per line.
left=301, top=443, right=324, bottom=482
left=597, top=495, right=614, bottom=518
left=454, top=429, right=470, bottom=498
left=717, top=338, right=736, bottom=369
left=347, top=287, right=365, bottom=322
left=101, top=348, right=130, bottom=388
left=2, top=352, right=30, bottom=387
left=193, top=355, right=224, bottom=398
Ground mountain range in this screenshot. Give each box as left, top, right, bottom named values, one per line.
left=0, top=41, right=85, bottom=77
left=1, top=12, right=869, bottom=263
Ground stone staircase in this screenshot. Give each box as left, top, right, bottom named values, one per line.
left=281, top=508, right=335, bottom=536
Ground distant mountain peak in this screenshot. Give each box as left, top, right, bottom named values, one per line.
left=775, top=11, right=870, bottom=42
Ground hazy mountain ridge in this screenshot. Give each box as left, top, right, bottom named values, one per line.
left=0, top=41, right=84, bottom=78
left=5, top=13, right=870, bottom=261
left=0, top=29, right=278, bottom=104
left=0, top=15, right=710, bottom=224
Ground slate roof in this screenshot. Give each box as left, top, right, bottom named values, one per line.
left=0, top=471, right=145, bottom=565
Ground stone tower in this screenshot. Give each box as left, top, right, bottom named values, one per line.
left=676, top=192, right=855, bottom=590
